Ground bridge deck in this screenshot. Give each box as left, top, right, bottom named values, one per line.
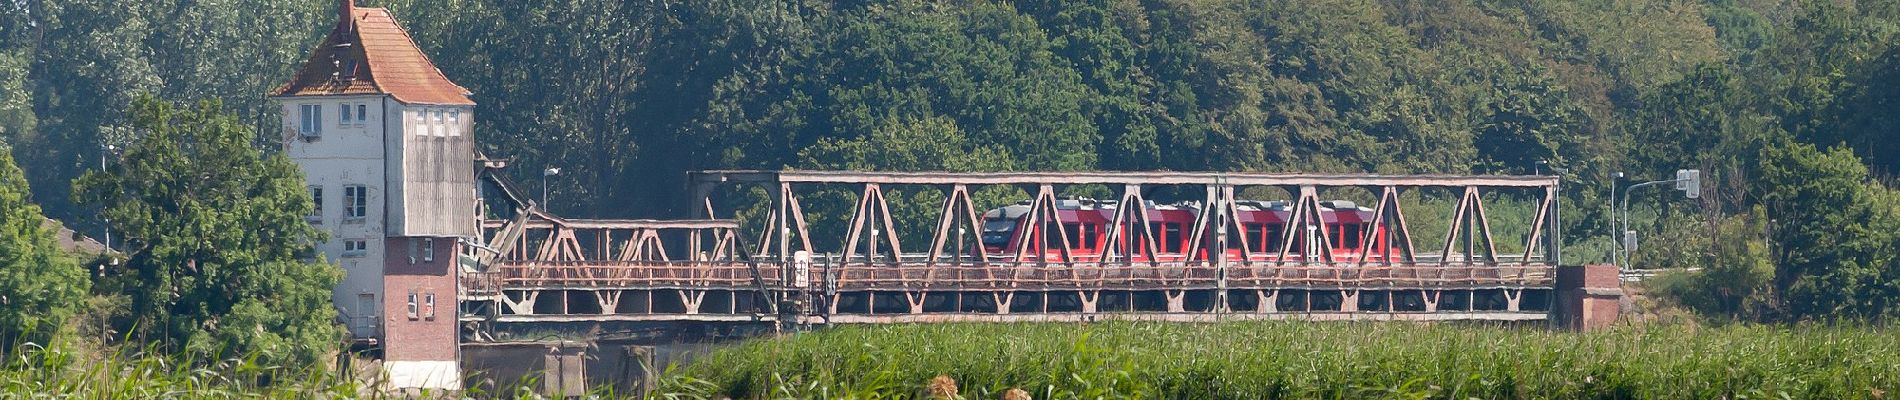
left=463, top=169, right=1565, bottom=327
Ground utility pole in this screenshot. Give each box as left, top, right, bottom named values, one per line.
left=101, top=144, right=115, bottom=251
left=1617, top=169, right=1700, bottom=270
left=1552, top=166, right=1568, bottom=266
left=541, top=167, right=561, bottom=211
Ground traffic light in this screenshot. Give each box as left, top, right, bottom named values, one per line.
left=1675, top=169, right=1700, bottom=199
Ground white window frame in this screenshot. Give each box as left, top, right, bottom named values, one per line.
left=432, top=109, right=446, bottom=137
left=307, top=185, right=323, bottom=223
left=342, top=239, right=368, bottom=258
left=413, top=109, right=428, bottom=136
left=406, top=290, right=420, bottom=320
left=422, top=238, right=435, bottom=262
left=447, top=110, right=460, bottom=137
left=423, top=291, right=436, bottom=320
left=338, top=104, right=352, bottom=127
left=298, top=104, right=323, bottom=137
left=343, top=185, right=368, bottom=222
left=356, top=104, right=368, bottom=125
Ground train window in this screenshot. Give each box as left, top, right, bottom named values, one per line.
left=1163, top=224, right=1185, bottom=253
left=1245, top=224, right=1266, bottom=252
left=1063, top=223, right=1094, bottom=250
left=1138, top=222, right=1161, bottom=253
left=1225, top=224, right=1245, bottom=250
left=1266, top=224, right=1285, bottom=252
left=1340, top=224, right=1362, bottom=249
left=981, top=218, right=1015, bottom=247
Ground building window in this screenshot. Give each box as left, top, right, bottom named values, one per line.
left=413, top=109, right=427, bottom=135
left=423, top=238, right=435, bottom=262
left=406, top=290, right=420, bottom=320
left=338, top=103, right=370, bottom=127
left=343, top=185, right=367, bottom=221
left=423, top=291, right=436, bottom=320
left=298, top=104, right=323, bottom=136
left=342, top=239, right=368, bottom=258
left=307, top=186, right=323, bottom=223
left=447, top=110, right=460, bottom=137
left=432, top=109, right=446, bottom=137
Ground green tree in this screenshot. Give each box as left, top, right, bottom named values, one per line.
left=72, top=95, right=340, bottom=367
left=0, top=50, right=30, bottom=145
left=0, top=148, right=87, bottom=350
left=1651, top=209, right=1774, bottom=321
left=1758, top=141, right=1900, bottom=322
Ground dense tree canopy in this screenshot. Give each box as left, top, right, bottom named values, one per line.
left=72, top=96, right=340, bottom=366
left=0, top=147, right=86, bottom=350
left=0, top=0, right=1895, bottom=322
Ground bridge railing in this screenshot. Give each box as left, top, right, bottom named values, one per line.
left=482, top=260, right=775, bottom=288
left=478, top=259, right=1554, bottom=290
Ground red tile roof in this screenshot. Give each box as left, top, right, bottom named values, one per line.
left=272, top=8, right=474, bottom=105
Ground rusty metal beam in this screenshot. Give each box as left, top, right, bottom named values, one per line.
left=690, top=170, right=1558, bottom=188
left=484, top=219, right=738, bottom=230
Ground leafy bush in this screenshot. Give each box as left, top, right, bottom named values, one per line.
left=72, top=95, right=342, bottom=368
left=0, top=147, right=88, bottom=352
left=1649, top=209, right=1775, bottom=321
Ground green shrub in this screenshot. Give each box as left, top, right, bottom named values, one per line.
left=0, top=148, right=88, bottom=352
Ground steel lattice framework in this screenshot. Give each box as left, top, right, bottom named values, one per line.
left=462, top=170, right=1562, bottom=326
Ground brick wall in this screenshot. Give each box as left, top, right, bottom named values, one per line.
left=382, top=236, right=458, bottom=362
left=1554, top=264, right=1622, bottom=331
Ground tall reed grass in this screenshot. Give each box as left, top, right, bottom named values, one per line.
left=0, top=340, right=368, bottom=398
left=653, top=321, right=1899, bottom=399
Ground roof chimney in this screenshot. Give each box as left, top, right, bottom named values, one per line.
left=337, top=0, right=355, bottom=35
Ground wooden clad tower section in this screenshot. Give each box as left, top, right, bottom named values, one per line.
left=271, top=0, right=472, bottom=390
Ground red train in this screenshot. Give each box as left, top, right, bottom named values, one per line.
left=978, top=198, right=1390, bottom=262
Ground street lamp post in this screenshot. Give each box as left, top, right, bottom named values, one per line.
left=101, top=144, right=116, bottom=251
left=542, top=167, right=561, bottom=211
left=1551, top=166, right=1568, bottom=266
left=1608, top=171, right=1623, bottom=267
left=1616, top=169, right=1700, bottom=270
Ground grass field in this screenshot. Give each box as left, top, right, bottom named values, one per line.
left=652, top=321, right=1899, bottom=399
left=6, top=321, right=1894, bottom=398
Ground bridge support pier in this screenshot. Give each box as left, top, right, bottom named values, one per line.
left=1079, top=291, right=1100, bottom=314
left=1340, top=290, right=1360, bottom=312
left=1554, top=264, right=1623, bottom=331
left=1422, top=290, right=1440, bottom=313
left=1165, top=290, right=1186, bottom=313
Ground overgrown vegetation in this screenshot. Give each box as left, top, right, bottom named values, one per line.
left=0, top=341, right=364, bottom=398
left=5, top=0, right=1897, bottom=324
left=72, top=95, right=343, bottom=368
left=0, top=0, right=1898, bottom=394
left=0, top=147, right=87, bottom=351
left=656, top=322, right=1900, bottom=399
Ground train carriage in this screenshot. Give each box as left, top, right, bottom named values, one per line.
left=980, top=198, right=1389, bottom=263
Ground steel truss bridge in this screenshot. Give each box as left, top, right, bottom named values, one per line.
left=460, top=170, right=1562, bottom=330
